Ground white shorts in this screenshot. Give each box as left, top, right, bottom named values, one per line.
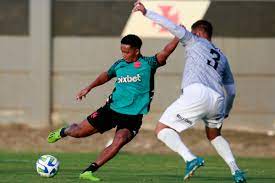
left=159, top=83, right=225, bottom=132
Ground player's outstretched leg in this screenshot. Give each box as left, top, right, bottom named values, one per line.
left=47, top=127, right=66, bottom=143
left=184, top=157, right=205, bottom=181
left=233, top=170, right=246, bottom=183
left=47, top=119, right=98, bottom=143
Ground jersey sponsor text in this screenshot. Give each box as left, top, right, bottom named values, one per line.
left=117, top=74, right=142, bottom=83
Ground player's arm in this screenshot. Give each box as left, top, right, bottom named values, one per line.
left=76, top=71, right=112, bottom=101
left=133, top=1, right=192, bottom=41
left=156, top=37, right=179, bottom=66
left=224, top=84, right=236, bottom=118
left=223, top=60, right=236, bottom=118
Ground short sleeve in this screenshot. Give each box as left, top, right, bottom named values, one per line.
left=179, top=31, right=196, bottom=47
left=107, top=60, right=121, bottom=78
left=144, top=55, right=160, bottom=70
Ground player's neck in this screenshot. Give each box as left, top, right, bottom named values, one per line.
left=125, top=55, right=140, bottom=63
left=133, top=54, right=142, bottom=62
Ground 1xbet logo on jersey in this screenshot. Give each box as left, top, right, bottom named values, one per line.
left=117, top=74, right=142, bottom=83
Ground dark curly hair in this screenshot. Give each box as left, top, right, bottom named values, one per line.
left=121, top=34, right=142, bottom=49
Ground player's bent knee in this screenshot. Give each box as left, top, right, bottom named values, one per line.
left=154, top=128, right=159, bottom=137
left=154, top=126, right=162, bottom=137
left=207, top=133, right=220, bottom=141
left=206, top=127, right=221, bottom=141
left=155, top=122, right=168, bottom=136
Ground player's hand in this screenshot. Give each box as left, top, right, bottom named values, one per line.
left=76, top=87, right=90, bottom=101
left=179, top=24, right=186, bottom=29
left=132, top=0, right=147, bottom=15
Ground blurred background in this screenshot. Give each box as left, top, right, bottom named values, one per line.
left=1, top=2, right=275, bottom=182
left=0, top=0, right=275, bottom=134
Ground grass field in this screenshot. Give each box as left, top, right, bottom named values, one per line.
left=0, top=152, right=275, bottom=183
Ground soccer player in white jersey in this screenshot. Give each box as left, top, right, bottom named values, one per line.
left=133, top=1, right=246, bottom=183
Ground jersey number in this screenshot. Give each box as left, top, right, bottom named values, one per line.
left=207, top=49, right=220, bottom=70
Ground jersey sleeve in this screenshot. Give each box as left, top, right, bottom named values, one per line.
left=107, top=60, right=120, bottom=78
left=144, top=55, right=161, bottom=69
left=222, top=61, right=234, bottom=85
left=145, top=10, right=194, bottom=46
left=179, top=31, right=196, bottom=46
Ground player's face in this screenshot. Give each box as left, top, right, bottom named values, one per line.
left=120, top=44, right=139, bottom=62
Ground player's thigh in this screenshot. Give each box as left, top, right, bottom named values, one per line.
left=76, top=119, right=99, bottom=137
left=203, top=103, right=224, bottom=131
left=159, top=95, right=207, bottom=133
left=204, top=87, right=225, bottom=130
left=87, top=104, right=115, bottom=134
left=115, top=112, right=143, bottom=140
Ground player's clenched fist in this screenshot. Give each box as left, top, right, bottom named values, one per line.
left=132, top=0, right=147, bottom=15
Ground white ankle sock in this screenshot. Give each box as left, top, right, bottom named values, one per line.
left=211, top=136, right=240, bottom=174
left=157, top=128, right=196, bottom=162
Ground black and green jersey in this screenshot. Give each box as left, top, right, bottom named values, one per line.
left=107, top=55, right=161, bottom=115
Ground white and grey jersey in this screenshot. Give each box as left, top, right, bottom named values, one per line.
left=145, top=10, right=235, bottom=96
left=181, top=34, right=234, bottom=96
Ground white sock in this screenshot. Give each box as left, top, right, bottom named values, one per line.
left=157, top=128, right=196, bottom=162
left=211, top=136, right=240, bottom=174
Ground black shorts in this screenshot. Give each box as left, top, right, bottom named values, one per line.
left=87, top=104, right=143, bottom=137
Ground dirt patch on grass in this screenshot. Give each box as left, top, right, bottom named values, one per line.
left=0, top=124, right=274, bottom=157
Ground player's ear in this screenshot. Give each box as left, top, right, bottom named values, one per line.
left=135, top=48, right=140, bottom=55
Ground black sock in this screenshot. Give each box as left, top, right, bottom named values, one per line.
left=60, top=127, right=67, bottom=137
left=82, top=163, right=99, bottom=173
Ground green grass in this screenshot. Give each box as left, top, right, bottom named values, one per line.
left=0, top=152, right=275, bottom=183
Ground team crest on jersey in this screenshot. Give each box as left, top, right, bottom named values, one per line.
left=134, top=61, right=141, bottom=68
